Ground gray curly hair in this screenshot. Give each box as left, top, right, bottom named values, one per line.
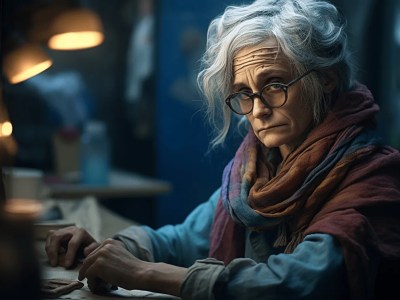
left=197, top=0, right=355, bottom=147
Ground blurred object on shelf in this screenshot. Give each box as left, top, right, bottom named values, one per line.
left=2, top=167, right=44, bottom=200
left=53, top=127, right=80, bottom=176
left=80, top=120, right=111, bottom=185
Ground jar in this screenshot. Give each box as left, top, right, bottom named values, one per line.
left=80, top=121, right=111, bottom=185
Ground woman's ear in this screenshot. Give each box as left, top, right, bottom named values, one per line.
left=321, top=69, right=338, bottom=93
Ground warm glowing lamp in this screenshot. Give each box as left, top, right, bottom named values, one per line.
left=48, top=8, right=104, bottom=50
left=0, top=121, right=13, bottom=137
left=2, top=43, right=53, bottom=84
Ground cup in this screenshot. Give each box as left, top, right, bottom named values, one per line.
left=2, top=167, right=44, bottom=200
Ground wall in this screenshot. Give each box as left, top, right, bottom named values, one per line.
left=154, top=0, right=247, bottom=227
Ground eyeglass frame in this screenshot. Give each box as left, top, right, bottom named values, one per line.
left=225, top=69, right=315, bottom=115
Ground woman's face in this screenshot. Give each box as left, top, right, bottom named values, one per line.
left=232, top=39, right=314, bottom=159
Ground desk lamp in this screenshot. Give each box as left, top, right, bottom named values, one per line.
left=47, top=7, right=104, bottom=50
left=2, top=40, right=53, bottom=84
left=1, top=0, right=104, bottom=84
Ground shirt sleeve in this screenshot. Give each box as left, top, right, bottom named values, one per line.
left=180, top=233, right=347, bottom=300
left=113, top=188, right=220, bottom=267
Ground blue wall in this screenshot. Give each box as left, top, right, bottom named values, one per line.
left=155, top=0, right=247, bottom=227
left=154, top=0, right=400, bottom=228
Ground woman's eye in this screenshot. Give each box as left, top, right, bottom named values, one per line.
left=270, top=83, right=282, bottom=89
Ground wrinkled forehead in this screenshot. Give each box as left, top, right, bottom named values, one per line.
left=232, top=38, right=288, bottom=75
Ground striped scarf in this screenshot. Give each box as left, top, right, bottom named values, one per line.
left=209, top=83, right=400, bottom=299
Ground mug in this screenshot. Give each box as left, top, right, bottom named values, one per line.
left=2, top=167, right=44, bottom=200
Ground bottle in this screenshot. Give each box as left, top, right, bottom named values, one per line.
left=80, top=121, right=111, bottom=185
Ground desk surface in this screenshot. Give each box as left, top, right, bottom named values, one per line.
left=37, top=242, right=180, bottom=300
left=44, top=169, right=172, bottom=199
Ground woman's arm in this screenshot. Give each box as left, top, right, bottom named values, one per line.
left=181, top=233, right=347, bottom=300
left=114, top=188, right=220, bottom=266
left=78, top=238, right=188, bottom=296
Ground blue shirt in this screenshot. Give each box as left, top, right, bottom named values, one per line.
left=114, top=188, right=347, bottom=299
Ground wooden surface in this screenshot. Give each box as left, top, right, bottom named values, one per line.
left=44, top=169, right=172, bottom=199
left=35, top=197, right=180, bottom=300
left=38, top=241, right=180, bottom=299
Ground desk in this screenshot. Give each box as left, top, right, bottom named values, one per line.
left=37, top=242, right=180, bottom=300
left=44, top=169, right=172, bottom=199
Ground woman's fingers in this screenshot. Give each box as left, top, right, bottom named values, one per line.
left=45, top=228, right=72, bottom=266
left=45, top=226, right=98, bottom=268
left=78, top=243, right=101, bottom=281
left=78, top=239, right=119, bottom=282
left=84, top=242, right=100, bottom=257
left=62, top=230, right=87, bottom=268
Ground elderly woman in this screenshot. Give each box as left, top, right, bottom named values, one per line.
left=46, top=0, right=400, bottom=299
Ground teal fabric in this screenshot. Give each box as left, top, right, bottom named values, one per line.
left=117, top=189, right=347, bottom=299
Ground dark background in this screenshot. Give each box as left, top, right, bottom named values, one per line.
left=1, top=0, right=399, bottom=228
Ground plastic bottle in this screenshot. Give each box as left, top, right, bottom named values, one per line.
left=80, top=121, right=111, bottom=185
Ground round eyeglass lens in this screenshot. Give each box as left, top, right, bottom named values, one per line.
left=261, top=84, right=286, bottom=108
left=229, top=93, right=253, bottom=114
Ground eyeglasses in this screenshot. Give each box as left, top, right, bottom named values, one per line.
left=225, top=69, right=314, bottom=115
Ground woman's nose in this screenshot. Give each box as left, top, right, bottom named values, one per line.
left=252, top=96, right=271, bottom=118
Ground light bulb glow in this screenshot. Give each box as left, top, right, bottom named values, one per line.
left=48, top=31, right=104, bottom=50
left=0, top=121, right=13, bottom=137
left=9, top=59, right=52, bottom=84
left=3, top=43, right=53, bottom=84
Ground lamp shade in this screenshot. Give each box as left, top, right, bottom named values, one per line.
left=2, top=43, right=52, bottom=84
left=47, top=8, right=104, bottom=50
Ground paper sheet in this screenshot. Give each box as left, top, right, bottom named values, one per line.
left=40, top=260, right=179, bottom=299
left=38, top=198, right=179, bottom=299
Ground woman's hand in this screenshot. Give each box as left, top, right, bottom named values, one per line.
left=78, top=239, right=149, bottom=292
left=78, top=239, right=188, bottom=297
left=45, top=226, right=99, bottom=268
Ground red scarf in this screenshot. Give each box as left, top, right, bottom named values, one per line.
left=209, top=83, right=400, bottom=299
